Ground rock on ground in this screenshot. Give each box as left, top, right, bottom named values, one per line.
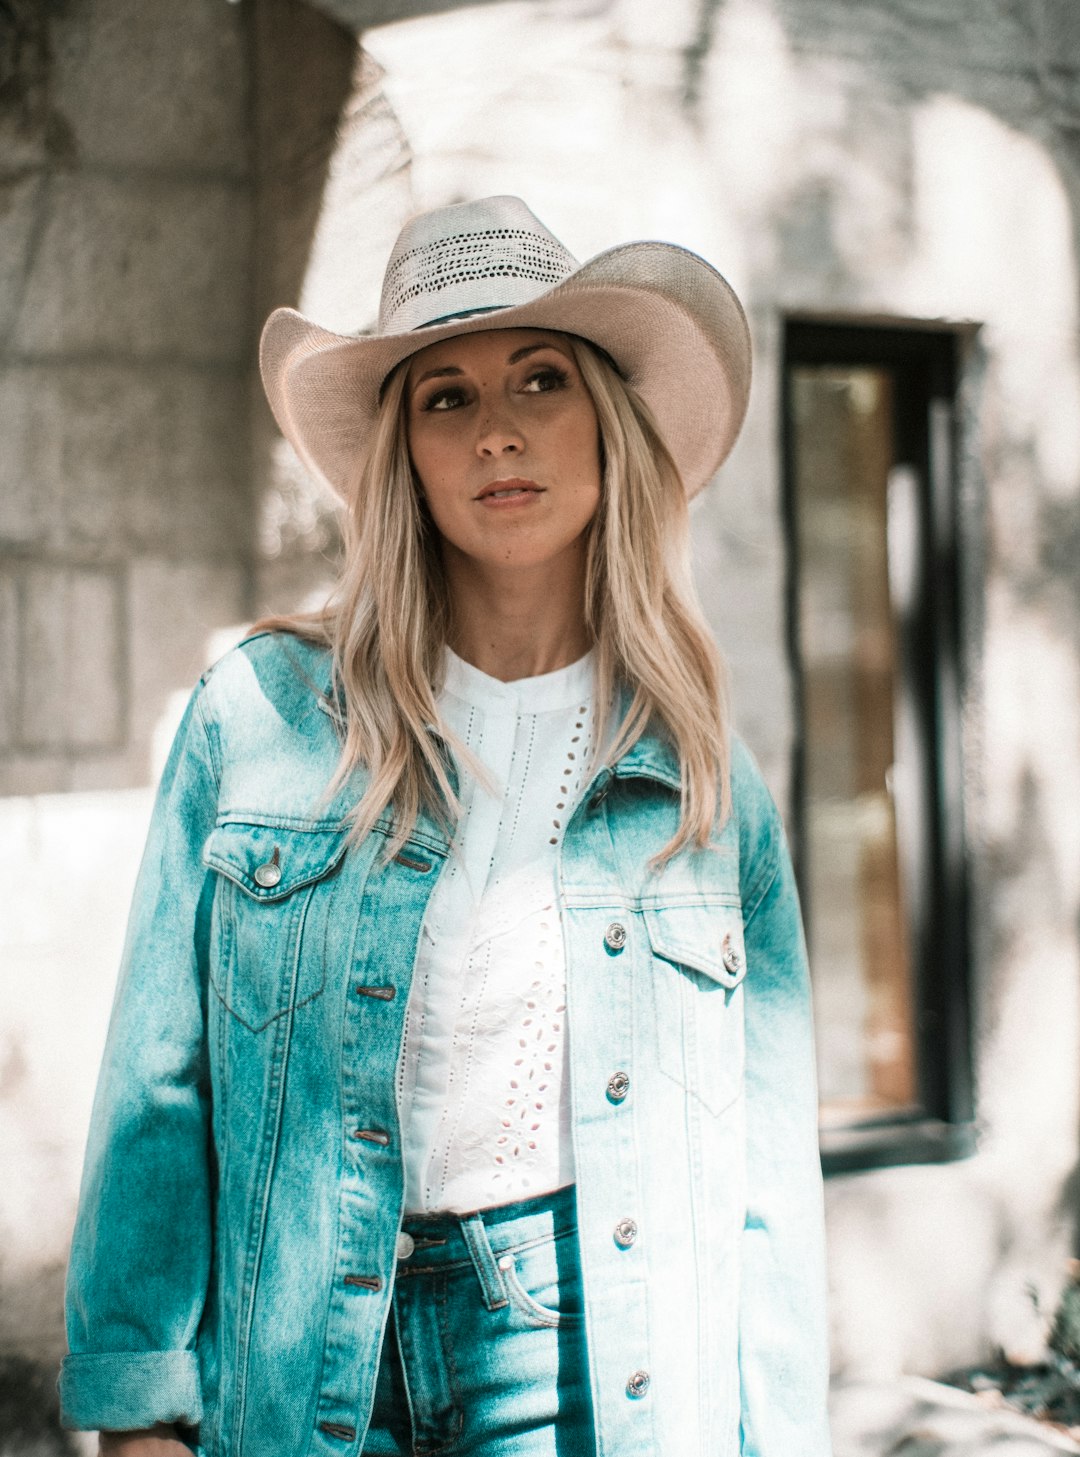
left=831, top=1377, right=1080, bottom=1456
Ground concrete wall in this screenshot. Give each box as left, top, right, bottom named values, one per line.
left=3, top=0, right=1080, bottom=1441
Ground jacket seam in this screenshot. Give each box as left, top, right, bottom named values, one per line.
left=195, top=691, right=223, bottom=793
left=740, top=850, right=780, bottom=929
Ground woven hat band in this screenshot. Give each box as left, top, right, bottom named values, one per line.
left=378, top=197, right=579, bottom=333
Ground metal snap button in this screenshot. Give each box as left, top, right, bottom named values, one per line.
left=395, top=1231, right=415, bottom=1260
left=604, top=921, right=628, bottom=952
left=614, top=1217, right=638, bottom=1248
left=722, top=932, right=742, bottom=975
left=606, top=1070, right=630, bottom=1103
left=253, top=856, right=282, bottom=888
left=626, top=1369, right=650, bottom=1399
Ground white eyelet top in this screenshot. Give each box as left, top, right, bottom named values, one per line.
left=396, top=646, right=597, bottom=1214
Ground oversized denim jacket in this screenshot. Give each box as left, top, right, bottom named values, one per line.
left=60, top=631, right=832, bottom=1457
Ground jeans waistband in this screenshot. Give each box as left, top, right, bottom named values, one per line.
left=396, top=1182, right=579, bottom=1311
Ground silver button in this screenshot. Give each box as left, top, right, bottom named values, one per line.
left=604, top=922, right=628, bottom=952
left=626, top=1369, right=650, bottom=1399
left=722, top=932, right=742, bottom=975
left=614, top=1217, right=638, bottom=1248
left=253, top=859, right=282, bottom=888
left=395, top=1231, right=415, bottom=1260
left=606, top=1070, right=630, bottom=1103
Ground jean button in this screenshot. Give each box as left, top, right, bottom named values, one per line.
left=626, top=1369, right=650, bottom=1399
left=613, top=1217, right=638, bottom=1248
left=722, top=932, right=742, bottom=975
left=604, top=922, right=628, bottom=953
left=254, top=858, right=281, bottom=888
left=395, top=1231, right=415, bottom=1260
left=606, top=1070, right=630, bottom=1103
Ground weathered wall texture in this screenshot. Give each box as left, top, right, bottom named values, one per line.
left=0, top=0, right=254, bottom=799
left=3, top=0, right=1080, bottom=1440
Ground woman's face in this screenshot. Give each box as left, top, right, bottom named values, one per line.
left=405, top=328, right=602, bottom=574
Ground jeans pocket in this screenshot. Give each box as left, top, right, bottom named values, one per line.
left=497, top=1233, right=585, bottom=1330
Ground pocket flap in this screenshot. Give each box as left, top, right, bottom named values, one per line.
left=642, top=902, right=747, bottom=990
left=203, top=821, right=348, bottom=900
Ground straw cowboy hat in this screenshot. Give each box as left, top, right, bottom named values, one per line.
left=259, top=195, right=752, bottom=500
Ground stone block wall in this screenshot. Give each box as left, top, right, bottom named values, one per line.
left=0, top=4, right=261, bottom=1429
left=0, top=2, right=359, bottom=1416
left=0, top=0, right=253, bottom=799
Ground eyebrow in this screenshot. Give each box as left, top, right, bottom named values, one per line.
left=410, top=340, right=565, bottom=389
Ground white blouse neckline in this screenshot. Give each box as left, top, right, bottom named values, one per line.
left=442, top=645, right=595, bottom=715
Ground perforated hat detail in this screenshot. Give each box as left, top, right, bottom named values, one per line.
left=380, top=226, right=578, bottom=333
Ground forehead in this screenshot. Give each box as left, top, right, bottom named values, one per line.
left=405, top=327, right=571, bottom=379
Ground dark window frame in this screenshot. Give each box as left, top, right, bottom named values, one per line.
left=782, top=317, right=977, bottom=1176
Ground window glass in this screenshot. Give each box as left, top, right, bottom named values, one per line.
left=791, top=366, right=918, bottom=1126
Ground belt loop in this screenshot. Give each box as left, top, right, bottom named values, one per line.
left=460, top=1213, right=509, bottom=1312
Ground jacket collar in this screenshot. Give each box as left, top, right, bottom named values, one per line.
left=610, top=731, right=681, bottom=793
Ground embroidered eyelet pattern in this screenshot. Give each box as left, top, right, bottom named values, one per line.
left=493, top=941, right=565, bottom=1194
left=381, top=228, right=575, bottom=322
left=550, top=704, right=590, bottom=845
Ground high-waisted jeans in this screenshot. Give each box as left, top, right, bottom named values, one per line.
left=362, top=1182, right=596, bottom=1457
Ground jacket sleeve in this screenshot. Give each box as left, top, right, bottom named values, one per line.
left=59, top=679, right=219, bottom=1432
left=734, top=744, right=832, bottom=1456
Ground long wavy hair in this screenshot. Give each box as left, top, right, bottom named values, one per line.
left=251, top=333, right=731, bottom=864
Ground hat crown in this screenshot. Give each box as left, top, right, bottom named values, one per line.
left=378, top=195, right=579, bottom=335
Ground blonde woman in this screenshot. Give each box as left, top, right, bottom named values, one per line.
left=60, top=197, right=832, bottom=1457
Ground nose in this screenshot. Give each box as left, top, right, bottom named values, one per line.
left=475, top=405, right=524, bottom=458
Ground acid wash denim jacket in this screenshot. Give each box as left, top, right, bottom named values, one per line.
left=60, top=631, right=832, bottom=1457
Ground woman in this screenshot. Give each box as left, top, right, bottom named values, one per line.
left=60, top=196, right=832, bottom=1457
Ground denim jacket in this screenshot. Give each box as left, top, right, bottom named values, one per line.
left=60, top=631, right=831, bottom=1457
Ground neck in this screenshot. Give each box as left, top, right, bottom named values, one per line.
left=442, top=545, right=592, bottom=682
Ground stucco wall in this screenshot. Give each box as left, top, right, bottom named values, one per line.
left=3, top=0, right=1080, bottom=1441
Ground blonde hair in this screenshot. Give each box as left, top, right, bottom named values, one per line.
left=251, top=333, right=731, bottom=864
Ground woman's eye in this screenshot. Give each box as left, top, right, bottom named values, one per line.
left=421, top=386, right=468, bottom=412
left=521, top=365, right=570, bottom=394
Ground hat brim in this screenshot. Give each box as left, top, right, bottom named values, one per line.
left=258, top=240, right=751, bottom=501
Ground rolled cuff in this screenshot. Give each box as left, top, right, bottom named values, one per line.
left=59, top=1349, right=202, bottom=1432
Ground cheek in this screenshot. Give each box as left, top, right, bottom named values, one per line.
left=405, top=426, right=437, bottom=492
left=566, top=411, right=603, bottom=496
left=407, top=430, right=461, bottom=513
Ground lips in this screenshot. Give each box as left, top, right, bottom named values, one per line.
left=474, top=477, right=544, bottom=501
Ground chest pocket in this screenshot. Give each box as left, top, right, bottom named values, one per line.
left=642, top=900, right=748, bottom=1117
left=203, top=821, right=349, bottom=1033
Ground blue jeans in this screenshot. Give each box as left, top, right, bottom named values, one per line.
left=362, top=1183, right=596, bottom=1456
